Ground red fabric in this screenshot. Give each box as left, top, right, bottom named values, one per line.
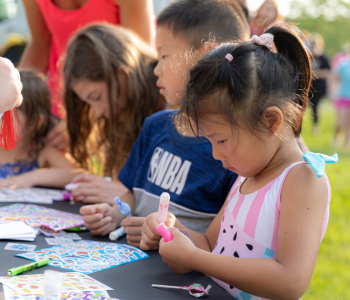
left=36, top=0, right=120, bottom=118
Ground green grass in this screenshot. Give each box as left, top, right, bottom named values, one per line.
left=302, top=100, right=350, bottom=299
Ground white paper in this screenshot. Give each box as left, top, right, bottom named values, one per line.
left=0, top=221, right=36, bottom=241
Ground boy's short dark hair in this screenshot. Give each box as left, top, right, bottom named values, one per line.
left=157, top=0, right=250, bottom=48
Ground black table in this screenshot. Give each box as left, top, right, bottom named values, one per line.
left=0, top=201, right=231, bottom=300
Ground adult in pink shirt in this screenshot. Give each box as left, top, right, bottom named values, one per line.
left=20, top=0, right=154, bottom=150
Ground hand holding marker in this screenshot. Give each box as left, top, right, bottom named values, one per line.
left=109, top=196, right=132, bottom=241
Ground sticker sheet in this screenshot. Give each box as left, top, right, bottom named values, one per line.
left=0, top=272, right=113, bottom=295
left=66, top=292, right=123, bottom=300
left=0, top=204, right=85, bottom=231
left=0, top=188, right=65, bottom=204
left=45, top=238, right=74, bottom=245
left=4, top=243, right=37, bottom=251
left=16, top=240, right=149, bottom=274
left=3, top=285, right=111, bottom=300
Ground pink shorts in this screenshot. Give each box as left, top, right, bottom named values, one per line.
left=335, top=98, right=350, bottom=109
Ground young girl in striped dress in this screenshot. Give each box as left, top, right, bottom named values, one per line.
left=140, top=24, right=337, bottom=300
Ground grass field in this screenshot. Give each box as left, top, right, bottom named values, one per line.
left=302, top=100, right=350, bottom=299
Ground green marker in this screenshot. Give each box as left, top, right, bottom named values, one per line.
left=7, top=258, right=50, bottom=276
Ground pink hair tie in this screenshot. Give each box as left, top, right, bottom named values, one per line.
left=250, top=33, right=274, bottom=51
left=225, top=53, right=233, bottom=62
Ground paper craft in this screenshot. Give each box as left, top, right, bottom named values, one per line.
left=0, top=187, right=66, bottom=204
left=4, top=243, right=36, bottom=251
left=66, top=292, right=122, bottom=300
left=64, top=233, right=82, bottom=240
left=0, top=272, right=113, bottom=295
left=3, top=286, right=111, bottom=300
left=0, top=221, right=37, bottom=241
left=39, top=226, right=67, bottom=237
left=0, top=204, right=85, bottom=231
left=17, top=240, right=149, bottom=274
left=45, top=238, right=74, bottom=245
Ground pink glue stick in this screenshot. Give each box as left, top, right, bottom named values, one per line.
left=157, top=192, right=170, bottom=224
left=156, top=223, right=173, bottom=242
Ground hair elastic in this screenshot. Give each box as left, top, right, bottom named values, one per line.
left=250, top=33, right=274, bottom=51
left=225, top=53, right=233, bottom=62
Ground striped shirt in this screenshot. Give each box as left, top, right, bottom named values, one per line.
left=211, top=161, right=331, bottom=299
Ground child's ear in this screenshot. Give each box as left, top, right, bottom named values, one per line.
left=261, top=106, right=283, bottom=135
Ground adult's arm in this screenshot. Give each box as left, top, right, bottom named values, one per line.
left=19, top=0, right=51, bottom=73
left=0, top=58, right=23, bottom=113
left=116, top=0, right=154, bottom=46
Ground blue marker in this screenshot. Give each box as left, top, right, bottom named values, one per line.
left=114, top=196, right=132, bottom=218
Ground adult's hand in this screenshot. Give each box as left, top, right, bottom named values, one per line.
left=46, top=120, right=69, bottom=151
left=80, top=203, right=118, bottom=236
left=70, top=173, right=128, bottom=204
left=0, top=58, right=23, bottom=113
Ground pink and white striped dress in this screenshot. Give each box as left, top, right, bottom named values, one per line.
left=211, top=161, right=331, bottom=299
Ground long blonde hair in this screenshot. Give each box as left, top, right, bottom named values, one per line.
left=64, top=24, right=164, bottom=177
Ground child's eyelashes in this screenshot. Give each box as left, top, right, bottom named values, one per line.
left=161, top=55, right=169, bottom=60
left=218, top=139, right=227, bottom=145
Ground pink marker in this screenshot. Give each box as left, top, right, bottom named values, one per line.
left=156, top=223, right=173, bottom=242
left=157, top=192, right=170, bottom=224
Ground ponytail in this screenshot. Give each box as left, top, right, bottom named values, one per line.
left=266, top=24, right=312, bottom=135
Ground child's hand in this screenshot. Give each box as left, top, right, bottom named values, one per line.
left=80, top=203, right=117, bottom=236
left=70, top=174, right=128, bottom=204
left=0, top=173, right=35, bottom=189
left=0, top=58, right=23, bottom=113
left=159, top=227, right=197, bottom=274
left=120, top=216, right=146, bottom=248
left=140, top=212, right=176, bottom=250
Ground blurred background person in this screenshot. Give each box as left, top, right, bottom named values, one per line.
left=19, top=0, right=155, bottom=151
left=308, top=33, right=331, bottom=135
left=332, top=43, right=350, bottom=151
left=250, top=0, right=283, bottom=35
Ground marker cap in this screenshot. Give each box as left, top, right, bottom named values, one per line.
left=156, top=223, right=173, bottom=242
left=160, top=192, right=170, bottom=205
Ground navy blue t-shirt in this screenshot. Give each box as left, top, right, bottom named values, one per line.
left=118, top=110, right=237, bottom=232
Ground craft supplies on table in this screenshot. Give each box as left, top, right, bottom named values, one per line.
left=3, top=286, right=115, bottom=300
left=0, top=221, right=38, bottom=241
left=0, top=272, right=113, bottom=295
left=152, top=283, right=212, bottom=298
left=7, top=258, right=50, bottom=276
left=0, top=187, right=66, bottom=204
left=4, top=243, right=37, bottom=252
left=0, top=204, right=85, bottom=231
left=16, top=240, right=149, bottom=274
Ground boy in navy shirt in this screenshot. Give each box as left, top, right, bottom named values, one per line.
left=80, top=0, right=250, bottom=244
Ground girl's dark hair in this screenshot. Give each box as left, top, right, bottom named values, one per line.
left=180, top=23, right=311, bottom=138
left=18, top=69, right=52, bottom=161
left=64, top=24, right=164, bottom=178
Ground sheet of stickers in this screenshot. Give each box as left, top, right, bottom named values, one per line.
left=0, top=188, right=65, bottom=204
left=0, top=272, right=113, bottom=295
left=3, top=285, right=116, bottom=300
left=16, top=240, right=149, bottom=274
left=0, top=204, right=85, bottom=231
